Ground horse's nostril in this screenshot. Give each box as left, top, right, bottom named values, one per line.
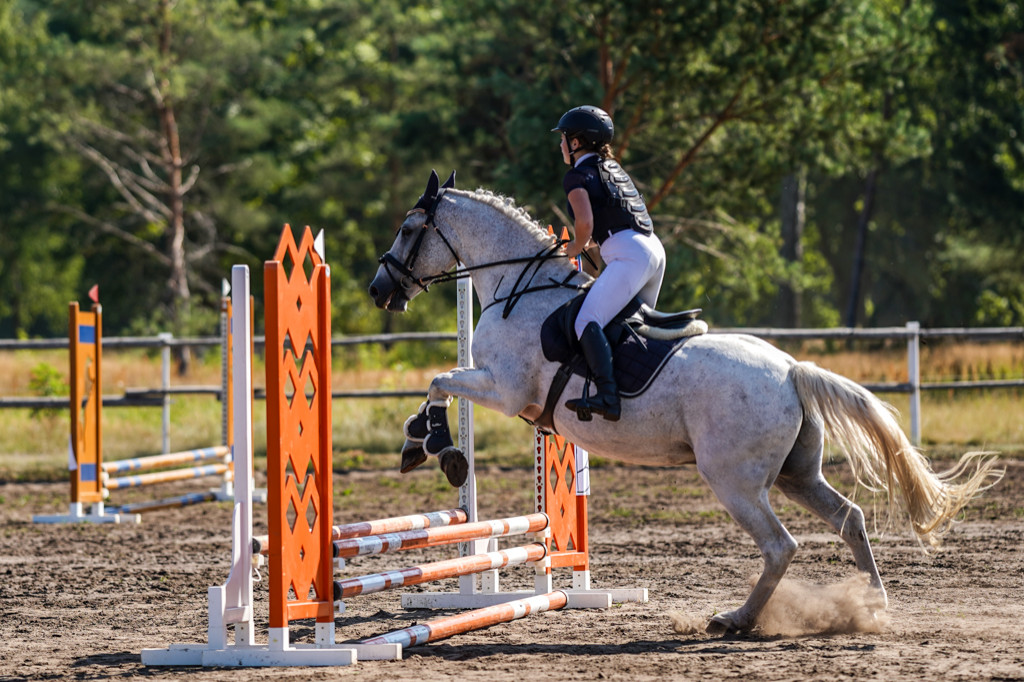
left=368, top=285, right=379, bottom=298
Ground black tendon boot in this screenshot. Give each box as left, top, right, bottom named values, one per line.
left=565, top=322, right=621, bottom=421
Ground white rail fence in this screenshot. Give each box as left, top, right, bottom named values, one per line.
left=1, top=323, right=1021, bottom=447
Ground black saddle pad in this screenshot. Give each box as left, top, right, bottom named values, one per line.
left=540, top=296, right=687, bottom=398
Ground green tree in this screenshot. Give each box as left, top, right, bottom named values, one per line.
left=2, top=0, right=1020, bottom=344
left=438, top=0, right=933, bottom=326
left=256, top=0, right=468, bottom=336
left=26, top=0, right=297, bottom=353
left=811, top=0, right=1024, bottom=327
left=924, top=0, right=1024, bottom=326
left=0, top=0, right=84, bottom=337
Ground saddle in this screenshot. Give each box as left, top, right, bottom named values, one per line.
left=532, top=294, right=707, bottom=433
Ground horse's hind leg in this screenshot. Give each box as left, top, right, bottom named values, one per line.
left=697, top=456, right=799, bottom=634
left=774, top=417, right=887, bottom=606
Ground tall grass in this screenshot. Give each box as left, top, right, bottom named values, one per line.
left=1, top=339, right=1020, bottom=480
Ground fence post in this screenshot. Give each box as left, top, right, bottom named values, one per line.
left=159, top=332, right=173, bottom=453
left=906, top=321, right=921, bottom=446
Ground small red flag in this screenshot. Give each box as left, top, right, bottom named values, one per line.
left=88, top=284, right=99, bottom=303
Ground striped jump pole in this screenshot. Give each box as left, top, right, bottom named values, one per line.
left=333, top=543, right=548, bottom=599
left=333, top=513, right=549, bottom=560
left=253, top=507, right=469, bottom=555
left=99, top=446, right=232, bottom=516
left=101, top=446, right=229, bottom=475
left=361, top=591, right=568, bottom=648
left=104, top=463, right=230, bottom=491
left=114, top=491, right=221, bottom=515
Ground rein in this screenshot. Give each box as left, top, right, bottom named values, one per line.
left=378, top=193, right=585, bottom=317
left=484, top=251, right=584, bottom=319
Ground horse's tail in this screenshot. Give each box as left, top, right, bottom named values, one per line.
left=790, top=361, right=1003, bottom=550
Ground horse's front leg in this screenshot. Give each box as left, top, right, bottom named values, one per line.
left=400, top=366, right=523, bottom=488
left=427, top=366, right=520, bottom=414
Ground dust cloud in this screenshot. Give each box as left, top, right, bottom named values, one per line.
left=670, top=573, right=890, bottom=637
left=668, top=611, right=707, bottom=635
left=754, top=572, right=890, bottom=636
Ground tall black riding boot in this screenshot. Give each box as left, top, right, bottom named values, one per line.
left=565, top=322, right=621, bottom=422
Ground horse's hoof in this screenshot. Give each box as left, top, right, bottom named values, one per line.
left=400, top=442, right=427, bottom=473
left=439, top=447, right=469, bottom=487
left=705, top=614, right=740, bottom=636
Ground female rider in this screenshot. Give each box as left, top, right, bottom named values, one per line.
left=553, top=105, right=666, bottom=422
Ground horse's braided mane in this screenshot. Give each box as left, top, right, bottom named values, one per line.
left=457, top=188, right=556, bottom=245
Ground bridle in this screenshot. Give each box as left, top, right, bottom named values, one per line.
left=376, top=188, right=458, bottom=294
left=376, top=189, right=587, bottom=318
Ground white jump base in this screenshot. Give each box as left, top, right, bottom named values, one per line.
left=33, top=501, right=136, bottom=524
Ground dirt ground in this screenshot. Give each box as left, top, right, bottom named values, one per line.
left=1, top=454, right=1022, bottom=681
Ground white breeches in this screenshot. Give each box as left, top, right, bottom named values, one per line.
left=575, top=229, right=666, bottom=338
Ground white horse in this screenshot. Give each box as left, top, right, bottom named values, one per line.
left=368, top=170, right=1001, bottom=634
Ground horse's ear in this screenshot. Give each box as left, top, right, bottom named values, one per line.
left=441, top=171, right=456, bottom=189
left=414, top=170, right=441, bottom=210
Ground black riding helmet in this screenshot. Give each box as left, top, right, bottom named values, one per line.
left=552, top=105, right=614, bottom=147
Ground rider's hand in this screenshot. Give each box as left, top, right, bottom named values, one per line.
left=564, top=239, right=585, bottom=260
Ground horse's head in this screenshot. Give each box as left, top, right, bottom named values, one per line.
left=369, top=169, right=458, bottom=312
